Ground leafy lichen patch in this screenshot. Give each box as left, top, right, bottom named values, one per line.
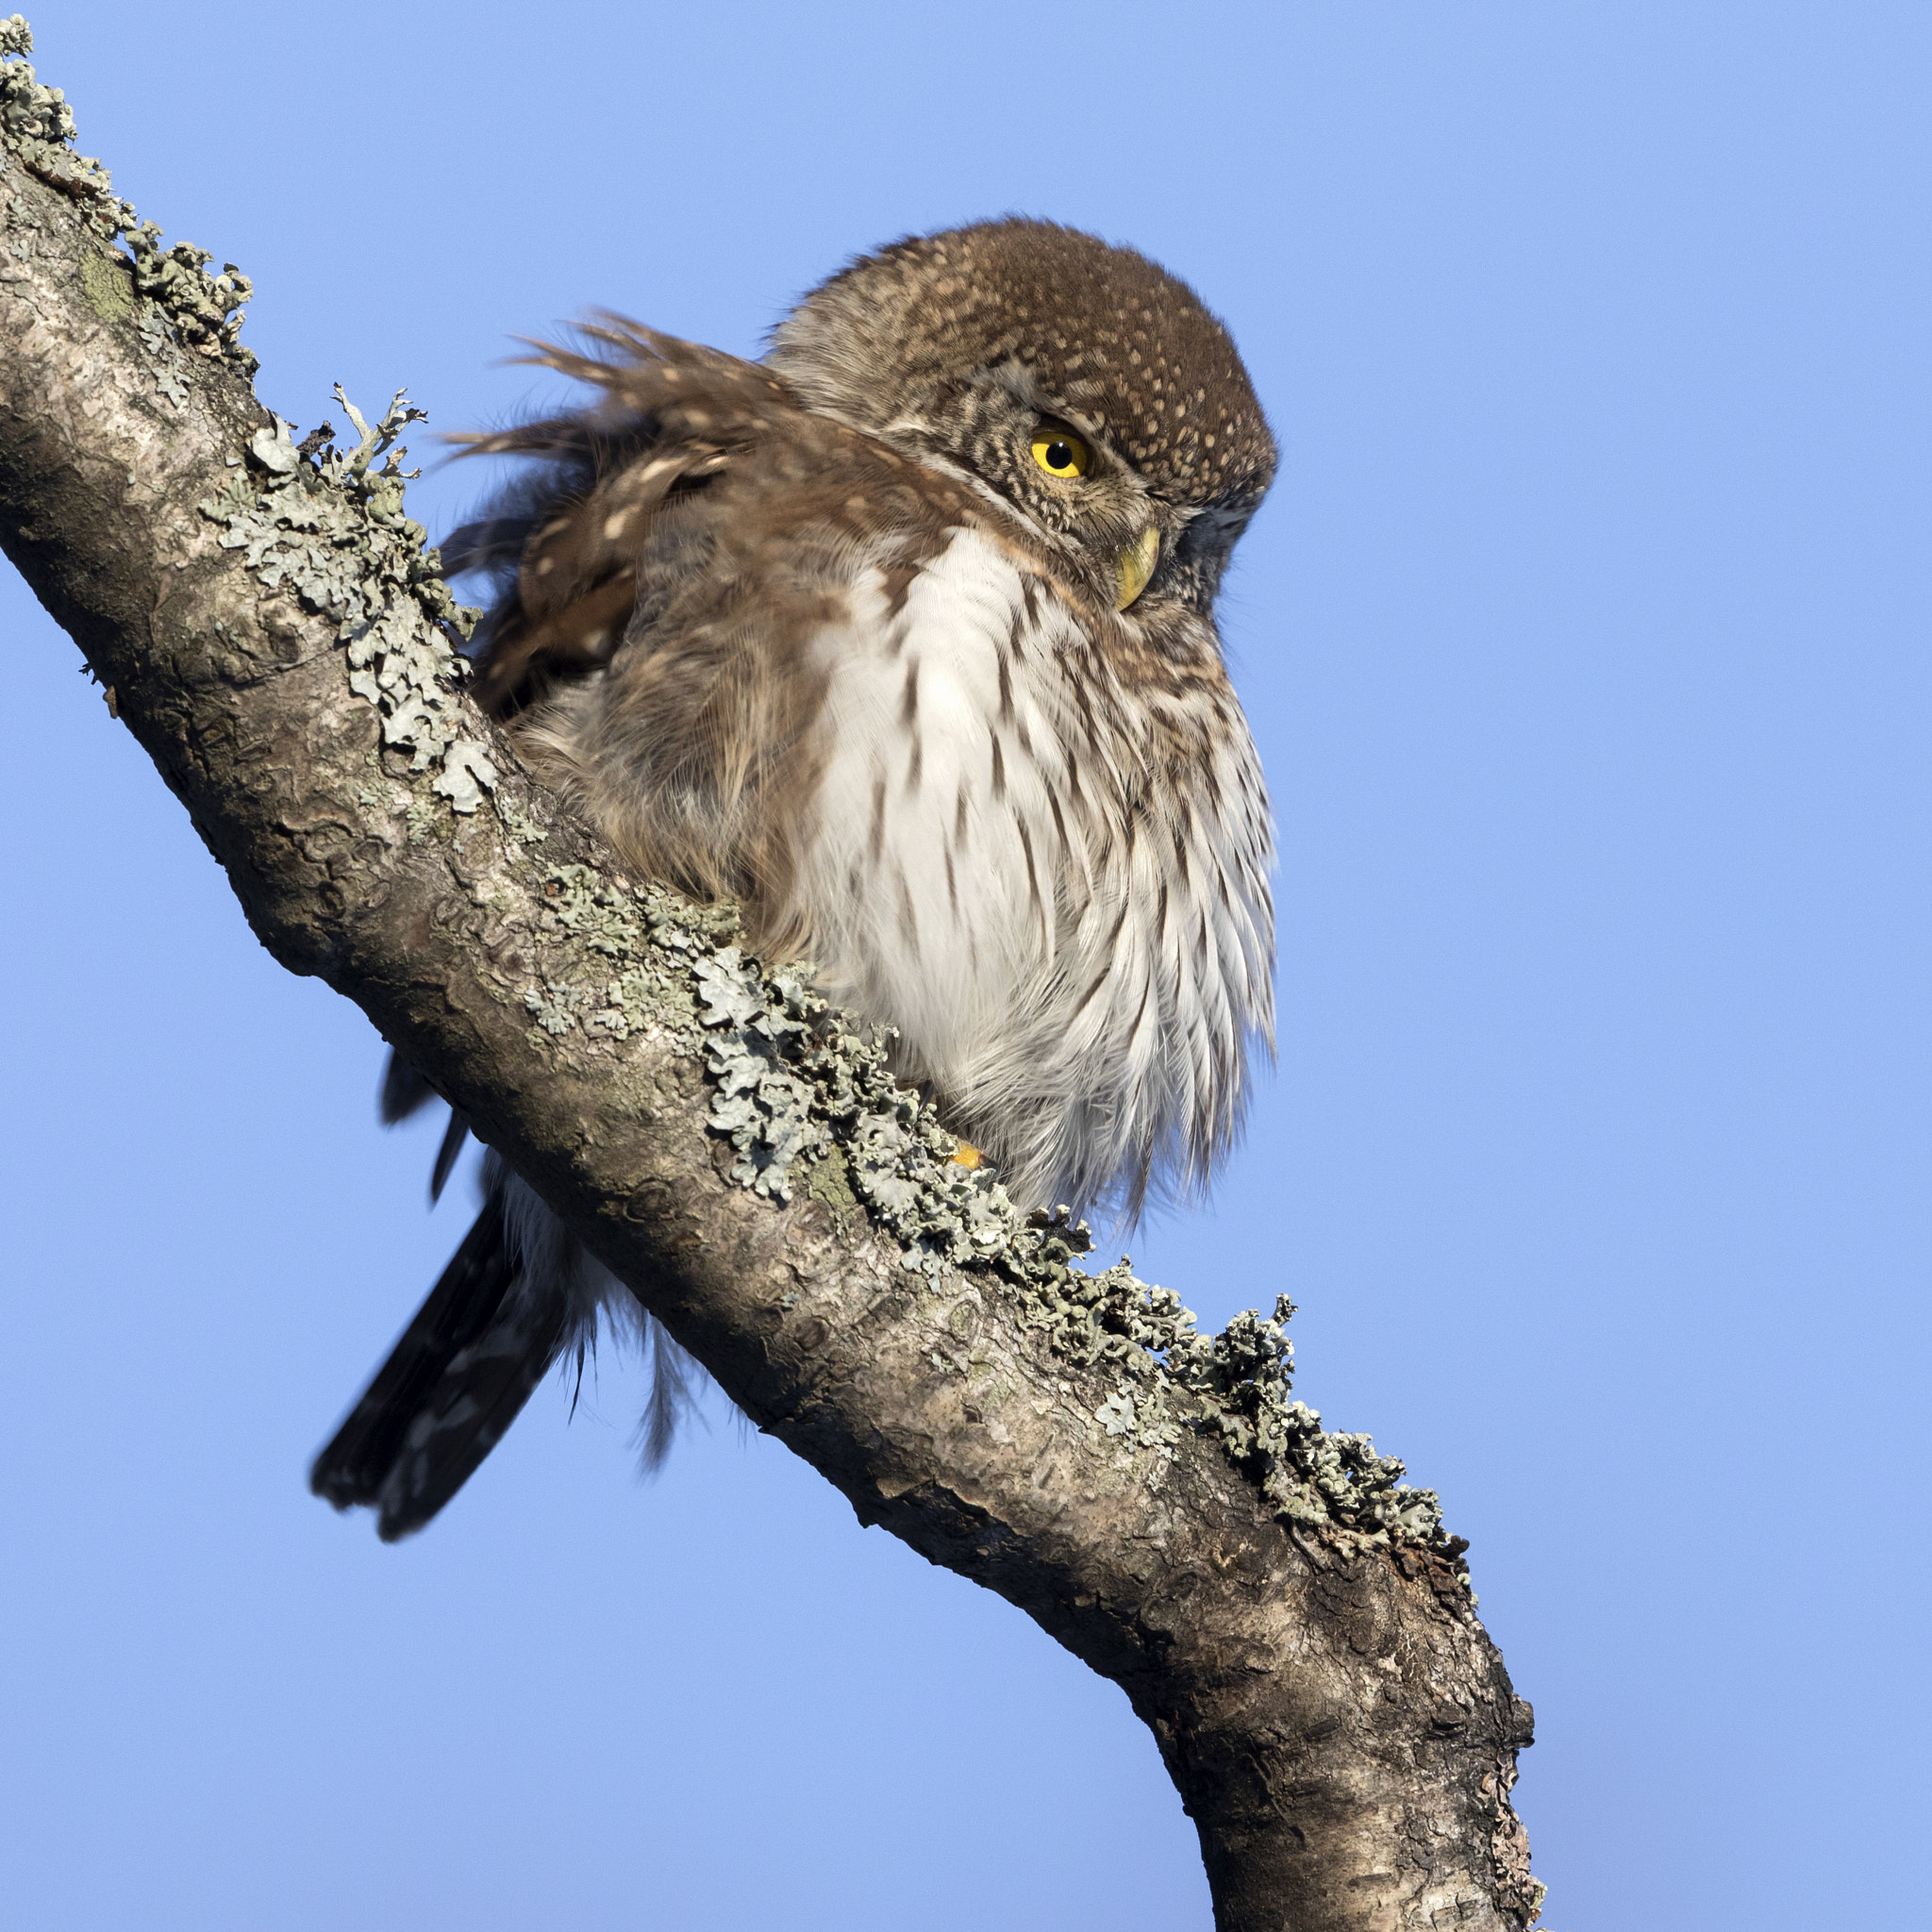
left=198, top=389, right=487, bottom=809
left=499, top=881, right=1469, bottom=1571
left=507, top=867, right=742, bottom=1057
left=1, top=17, right=256, bottom=375
left=643, top=917, right=1470, bottom=1578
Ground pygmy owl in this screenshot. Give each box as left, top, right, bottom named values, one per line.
left=313, top=219, right=1277, bottom=1539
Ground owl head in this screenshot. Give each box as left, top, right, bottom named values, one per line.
left=766, top=219, right=1276, bottom=621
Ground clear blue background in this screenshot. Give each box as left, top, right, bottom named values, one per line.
left=3, top=5, right=1925, bottom=1927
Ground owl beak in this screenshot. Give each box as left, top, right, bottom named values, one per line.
left=1114, top=525, right=1160, bottom=611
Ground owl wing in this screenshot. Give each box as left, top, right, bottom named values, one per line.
left=444, top=323, right=798, bottom=715
left=323, top=328, right=805, bottom=1538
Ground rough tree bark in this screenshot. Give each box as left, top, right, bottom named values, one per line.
left=0, top=25, right=1542, bottom=1928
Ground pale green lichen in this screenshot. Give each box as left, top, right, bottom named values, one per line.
left=5, top=25, right=483, bottom=814
left=405, top=792, right=440, bottom=844
left=515, top=872, right=1466, bottom=1572
left=134, top=300, right=191, bottom=408
left=1, top=19, right=257, bottom=376
left=509, top=866, right=743, bottom=1056
left=493, top=794, right=550, bottom=847
left=76, top=244, right=129, bottom=323
left=197, top=391, right=487, bottom=809
left=686, top=941, right=1464, bottom=1566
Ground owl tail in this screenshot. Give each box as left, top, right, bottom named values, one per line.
left=316, top=1055, right=712, bottom=1539
left=309, top=1173, right=571, bottom=1541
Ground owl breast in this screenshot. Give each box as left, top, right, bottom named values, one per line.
left=780, top=525, right=1274, bottom=1218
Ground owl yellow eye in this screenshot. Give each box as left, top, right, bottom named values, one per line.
left=1030, top=429, right=1091, bottom=479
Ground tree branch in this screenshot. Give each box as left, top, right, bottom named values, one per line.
left=0, top=25, right=1542, bottom=1925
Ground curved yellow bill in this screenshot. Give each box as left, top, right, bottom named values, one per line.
left=1115, top=525, right=1160, bottom=610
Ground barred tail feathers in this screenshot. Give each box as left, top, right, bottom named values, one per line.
left=311, top=1155, right=707, bottom=1540
left=308, top=1174, right=569, bottom=1541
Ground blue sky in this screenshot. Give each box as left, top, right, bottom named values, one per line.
left=3, top=5, right=1926, bottom=1926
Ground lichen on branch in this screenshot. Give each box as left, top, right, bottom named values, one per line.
left=197, top=397, right=497, bottom=810
left=507, top=855, right=1474, bottom=1577
left=1, top=14, right=255, bottom=374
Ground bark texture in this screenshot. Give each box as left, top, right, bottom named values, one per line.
left=0, top=46, right=1543, bottom=1929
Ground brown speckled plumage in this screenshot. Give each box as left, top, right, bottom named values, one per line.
left=315, top=219, right=1278, bottom=1539
left=773, top=221, right=1274, bottom=515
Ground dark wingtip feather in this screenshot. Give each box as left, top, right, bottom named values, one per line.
left=310, top=1195, right=564, bottom=1537
left=428, top=1108, right=471, bottom=1205
left=379, top=1050, right=437, bottom=1126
